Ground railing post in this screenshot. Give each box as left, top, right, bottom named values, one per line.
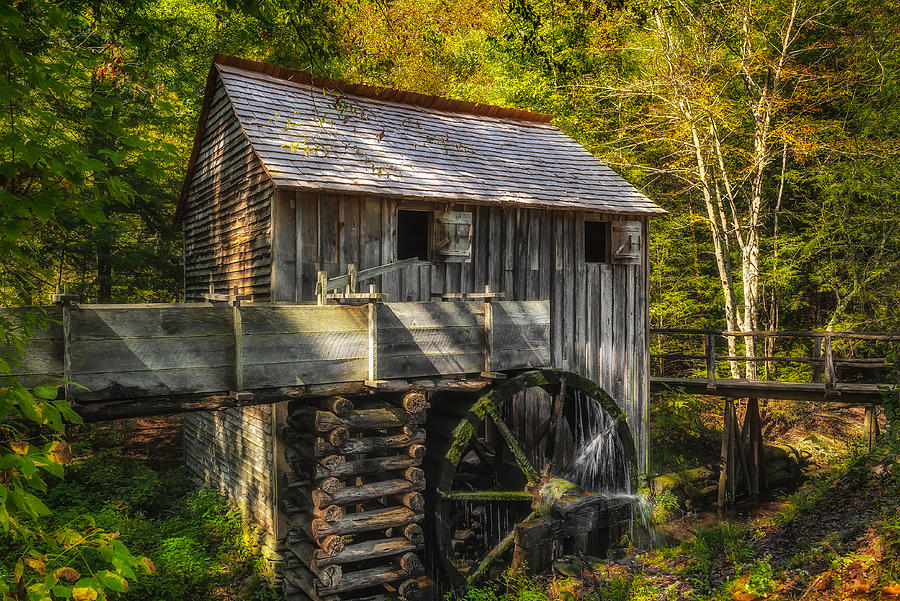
left=706, top=329, right=717, bottom=391
left=823, top=334, right=836, bottom=393
left=864, top=405, right=879, bottom=452
left=811, top=336, right=824, bottom=383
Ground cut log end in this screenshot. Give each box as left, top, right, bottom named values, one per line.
left=404, top=467, right=425, bottom=484
left=400, top=391, right=427, bottom=413
left=400, top=492, right=425, bottom=512
left=318, top=477, right=344, bottom=495
left=322, top=396, right=355, bottom=417
left=402, top=523, right=424, bottom=545
left=328, top=426, right=350, bottom=447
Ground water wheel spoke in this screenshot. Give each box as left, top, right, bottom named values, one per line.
left=465, top=510, right=539, bottom=586
left=548, top=383, right=566, bottom=473
left=438, top=490, right=533, bottom=502
left=486, top=403, right=540, bottom=484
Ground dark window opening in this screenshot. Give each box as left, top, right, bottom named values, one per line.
left=397, top=210, right=430, bottom=260
left=584, top=220, right=609, bottom=263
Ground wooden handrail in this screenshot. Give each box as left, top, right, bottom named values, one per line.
left=651, top=327, right=900, bottom=341
left=652, top=326, right=898, bottom=389
left=650, top=353, right=891, bottom=367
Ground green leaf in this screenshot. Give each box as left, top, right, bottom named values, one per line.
left=52, top=401, right=83, bottom=424
left=17, top=394, right=42, bottom=423
left=32, top=386, right=59, bottom=400
left=96, top=571, right=127, bottom=593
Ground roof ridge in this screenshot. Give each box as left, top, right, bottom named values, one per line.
left=213, top=54, right=554, bottom=124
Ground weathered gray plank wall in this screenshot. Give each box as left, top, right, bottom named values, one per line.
left=272, top=190, right=650, bottom=473
left=183, top=404, right=275, bottom=531
left=182, top=75, right=274, bottom=302
left=180, top=73, right=277, bottom=532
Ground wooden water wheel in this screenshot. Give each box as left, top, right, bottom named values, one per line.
left=425, top=369, right=637, bottom=590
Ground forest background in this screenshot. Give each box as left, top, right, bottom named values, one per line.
left=2, top=0, right=898, bottom=336
left=1, top=0, right=898, bottom=598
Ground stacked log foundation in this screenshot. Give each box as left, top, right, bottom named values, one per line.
left=280, top=392, right=432, bottom=601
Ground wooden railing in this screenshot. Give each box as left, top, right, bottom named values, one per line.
left=651, top=328, right=900, bottom=504
left=649, top=328, right=899, bottom=401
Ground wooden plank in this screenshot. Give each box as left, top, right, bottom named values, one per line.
left=73, top=366, right=232, bottom=401
left=574, top=213, right=586, bottom=375
left=273, top=189, right=298, bottom=301
left=539, top=211, right=552, bottom=302
left=376, top=302, right=484, bottom=329
left=69, top=305, right=232, bottom=339
left=528, top=209, right=541, bottom=300
left=340, top=195, right=359, bottom=281
left=502, top=207, right=515, bottom=296
left=381, top=199, right=399, bottom=299
left=319, top=194, right=340, bottom=276
left=377, top=327, right=485, bottom=356
left=488, top=207, right=502, bottom=290
left=240, top=305, right=368, bottom=334
left=298, top=192, right=319, bottom=301
left=69, top=335, right=234, bottom=373
left=359, top=197, right=382, bottom=280
left=586, top=264, right=599, bottom=383
left=0, top=338, right=64, bottom=377
left=245, top=358, right=368, bottom=388
left=550, top=212, right=564, bottom=368
left=599, top=264, right=612, bottom=395
left=562, top=212, right=575, bottom=372
left=378, top=353, right=486, bottom=380
left=242, top=331, right=368, bottom=364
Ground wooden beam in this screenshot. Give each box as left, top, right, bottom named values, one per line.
left=650, top=378, right=884, bottom=404
left=326, top=258, right=428, bottom=292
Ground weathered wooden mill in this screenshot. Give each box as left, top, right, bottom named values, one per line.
left=4, top=55, right=663, bottom=601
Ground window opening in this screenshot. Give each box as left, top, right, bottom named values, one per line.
left=584, top=220, right=609, bottom=263
left=397, top=210, right=430, bottom=260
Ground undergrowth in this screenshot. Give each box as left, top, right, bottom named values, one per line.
left=0, top=429, right=280, bottom=601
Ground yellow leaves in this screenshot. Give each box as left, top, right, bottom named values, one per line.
left=72, top=585, right=99, bottom=601
left=881, top=584, right=900, bottom=599
left=10, top=441, right=29, bottom=455
left=55, top=567, right=81, bottom=582
left=47, top=441, right=71, bottom=465
left=24, top=557, right=46, bottom=575
left=141, top=557, right=156, bottom=574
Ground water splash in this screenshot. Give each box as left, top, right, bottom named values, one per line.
left=566, top=390, right=663, bottom=550
left=566, top=390, right=631, bottom=493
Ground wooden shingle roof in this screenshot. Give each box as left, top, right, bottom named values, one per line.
left=176, top=55, right=663, bottom=223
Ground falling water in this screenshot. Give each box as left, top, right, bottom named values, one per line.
left=566, top=390, right=631, bottom=493
left=566, top=390, right=663, bottom=549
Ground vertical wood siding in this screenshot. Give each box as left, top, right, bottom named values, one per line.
left=272, top=191, right=650, bottom=472
left=180, top=74, right=277, bottom=529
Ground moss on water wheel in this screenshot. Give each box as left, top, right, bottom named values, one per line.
left=426, top=368, right=637, bottom=591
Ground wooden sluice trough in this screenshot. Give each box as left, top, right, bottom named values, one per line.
left=4, top=298, right=644, bottom=600
left=8, top=299, right=549, bottom=407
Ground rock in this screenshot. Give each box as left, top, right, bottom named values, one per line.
left=552, top=556, right=586, bottom=579
left=236, top=574, right=262, bottom=599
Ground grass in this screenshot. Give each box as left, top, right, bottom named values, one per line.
left=0, top=427, right=280, bottom=601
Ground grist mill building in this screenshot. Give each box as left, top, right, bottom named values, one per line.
left=172, top=54, right=663, bottom=598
